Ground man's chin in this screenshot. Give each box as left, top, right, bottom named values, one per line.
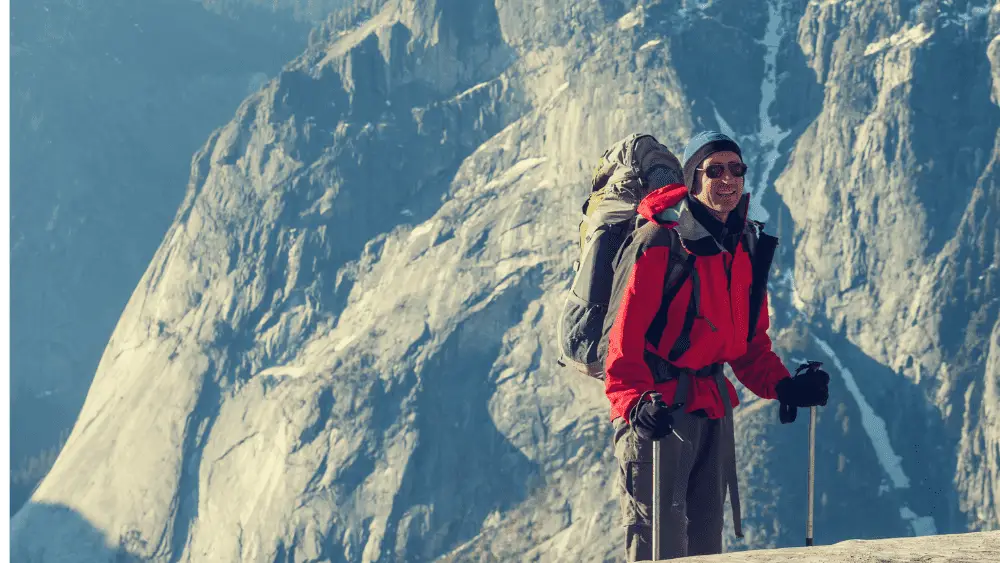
left=710, top=198, right=740, bottom=215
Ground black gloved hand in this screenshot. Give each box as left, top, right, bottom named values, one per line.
left=632, top=398, right=675, bottom=441
left=776, top=361, right=831, bottom=409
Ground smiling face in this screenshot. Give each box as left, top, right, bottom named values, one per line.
left=693, top=150, right=745, bottom=221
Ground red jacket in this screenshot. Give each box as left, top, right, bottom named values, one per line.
left=604, top=185, right=790, bottom=422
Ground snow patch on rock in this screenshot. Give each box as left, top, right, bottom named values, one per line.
left=814, top=336, right=939, bottom=536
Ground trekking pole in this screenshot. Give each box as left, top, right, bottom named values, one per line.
left=807, top=405, right=816, bottom=547
left=650, top=393, right=663, bottom=562
left=647, top=392, right=682, bottom=561
left=653, top=435, right=661, bottom=561
left=794, top=360, right=824, bottom=548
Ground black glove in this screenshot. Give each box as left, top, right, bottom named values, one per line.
left=776, top=361, right=831, bottom=410
left=632, top=397, right=676, bottom=441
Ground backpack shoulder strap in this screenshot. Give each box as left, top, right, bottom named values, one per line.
left=743, top=220, right=762, bottom=260
left=745, top=220, right=778, bottom=343
left=644, top=228, right=696, bottom=349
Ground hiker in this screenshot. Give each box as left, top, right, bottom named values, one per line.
left=603, top=131, right=830, bottom=561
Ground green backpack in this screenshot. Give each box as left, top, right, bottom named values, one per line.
left=557, top=133, right=684, bottom=380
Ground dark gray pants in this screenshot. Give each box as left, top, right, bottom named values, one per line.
left=612, top=411, right=727, bottom=561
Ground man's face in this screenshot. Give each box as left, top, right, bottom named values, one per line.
left=694, top=150, right=745, bottom=216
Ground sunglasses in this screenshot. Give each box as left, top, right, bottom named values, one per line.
left=696, top=162, right=748, bottom=179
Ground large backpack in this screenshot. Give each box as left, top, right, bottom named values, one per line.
left=556, top=134, right=684, bottom=379
left=556, top=134, right=780, bottom=381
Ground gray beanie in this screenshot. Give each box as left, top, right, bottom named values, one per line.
left=682, top=131, right=742, bottom=194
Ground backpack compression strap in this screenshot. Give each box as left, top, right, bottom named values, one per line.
left=744, top=222, right=778, bottom=343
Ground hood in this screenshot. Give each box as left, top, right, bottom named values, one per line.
left=636, top=184, right=689, bottom=223
left=637, top=184, right=751, bottom=256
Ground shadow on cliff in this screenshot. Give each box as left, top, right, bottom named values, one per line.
left=652, top=0, right=826, bottom=267
left=11, top=501, right=146, bottom=562
left=907, top=17, right=1000, bottom=257
left=377, top=267, right=547, bottom=562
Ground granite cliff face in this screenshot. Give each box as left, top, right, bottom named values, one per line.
left=10, top=0, right=308, bottom=512
left=11, top=0, right=1000, bottom=561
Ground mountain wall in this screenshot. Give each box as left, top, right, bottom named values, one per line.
left=11, top=0, right=1000, bottom=561
left=778, top=0, right=1000, bottom=530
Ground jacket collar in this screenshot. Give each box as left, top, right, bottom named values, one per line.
left=637, top=184, right=750, bottom=256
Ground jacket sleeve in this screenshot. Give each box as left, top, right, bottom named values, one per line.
left=603, top=241, right=670, bottom=422
left=730, top=292, right=791, bottom=399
